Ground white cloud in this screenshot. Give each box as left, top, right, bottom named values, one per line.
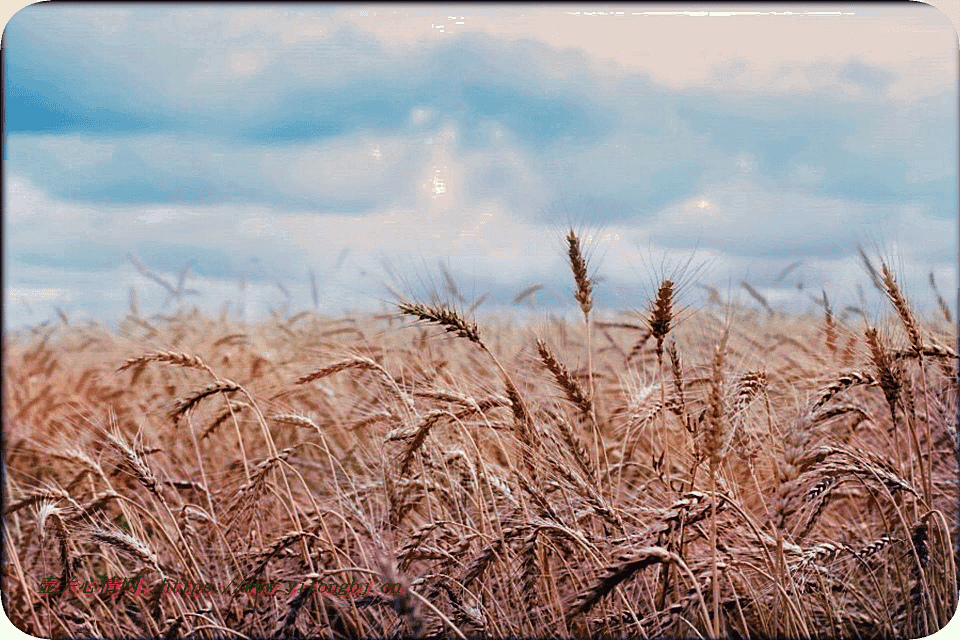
left=4, top=6, right=954, bottom=330
left=411, top=108, right=433, bottom=127
left=651, top=174, right=953, bottom=262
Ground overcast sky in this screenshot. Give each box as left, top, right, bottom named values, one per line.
left=4, top=3, right=957, bottom=330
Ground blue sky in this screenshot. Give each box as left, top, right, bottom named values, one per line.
left=4, top=4, right=957, bottom=330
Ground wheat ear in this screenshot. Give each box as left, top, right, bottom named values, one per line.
left=567, top=230, right=593, bottom=316
left=649, top=280, right=674, bottom=361
left=880, top=263, right=923, bottom=354
left=808, top=370, right=876, bottom=416
left=567, top=547, right=709, bottom=630
left=928, top=272, right=953, bottom=323
left=857, top=244, right=884, bottom=291
left=626, top=328, right=653, bottom=362
left=38, top=503, right=71, bottom=595
left=103, top=423, right=164, bottom=502
left=865, top=328, right=901, bottom=413
left=741, top=281, right=772, bottom=314
left=555, top=417, right=596, bottom=485
left=397, top=302, right=482, bottom=347
left=295, top=356, right=384, bottom=384
left=397, top=299, right=536, bottom=476
left=823, top=290, right=837, bottom=359
left=535, top=339, right=592, bottom=420
left=88, top=527, right=161, bottom=572
left=117, top=350, right=216, bottom=379
left=398, top=411, right=448, bottom=477
left=169, top=380, right=242, bottom=426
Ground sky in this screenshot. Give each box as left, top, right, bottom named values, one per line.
left=3, top=3, right=958, bottom=331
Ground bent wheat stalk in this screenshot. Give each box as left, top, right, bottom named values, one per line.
left=397, top=301, right=539, bottom=476
left=118, top=351, right=217, bottom=379
left=566, top=546, right=711, bottom=635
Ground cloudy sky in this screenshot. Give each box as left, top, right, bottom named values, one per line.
left=4, top=3, right=957, bottom=330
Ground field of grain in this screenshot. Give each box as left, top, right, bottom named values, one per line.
left=4, top=239, right=957, bottom=639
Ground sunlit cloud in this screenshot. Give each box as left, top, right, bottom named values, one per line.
left=3, top=4, right=955, bottom=329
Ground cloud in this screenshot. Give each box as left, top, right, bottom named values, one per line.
left=7, top=133, right=417, bottom=211
left=840, top=58, right=897, bottom=96
left=6, top=8, right=954, bottom=217
left=648, top=174, right=954, bottom=262
left=5, top=168, right=954, bottom=331
left=3, top=6, right=955, bottom=330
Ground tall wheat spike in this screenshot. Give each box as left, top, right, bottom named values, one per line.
left=649, top=280, right=674, bottom=362
left=566, top=230, right=593, bottom=317
left=566, top=229, right=607, bottom=484
left=880, top=263, right=923, bottom=354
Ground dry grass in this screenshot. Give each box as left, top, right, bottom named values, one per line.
left=3, top=250, right=957, bottom=639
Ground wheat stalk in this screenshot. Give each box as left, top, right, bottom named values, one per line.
left=567, top=546, right=709, bottom=632
left=705, top=337, right=728, bottom=469
left=667, top=342, right=687, bottom=421
left=705, top=332, right=729, bottom=638
left=566, top=230, right=606, bottom=484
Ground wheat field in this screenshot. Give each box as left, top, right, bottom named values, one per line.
left=3, top=239, right=957, bottom=639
